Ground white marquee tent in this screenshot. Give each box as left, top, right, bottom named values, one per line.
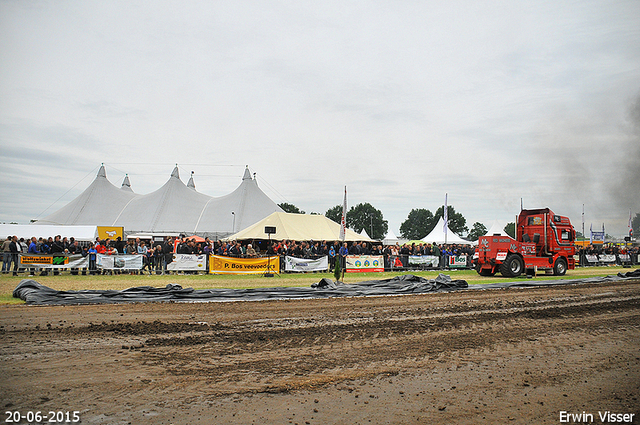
left=36, top=165, right=283, bottom=238
left=484, top=220, right=510, bottom=237
left=421, top=217, right=473, bottom=245
left=0, top=224, right=98, bottom=241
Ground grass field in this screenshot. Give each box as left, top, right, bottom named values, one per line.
left=1, top=265, right=635, bottom=305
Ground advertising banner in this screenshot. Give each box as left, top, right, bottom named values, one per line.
left=97, top=254, right=143, bottom=270
left=167, top=254, right=207, bottom=271
left=19, top=255, right=67, bottom=266
left=408, top=255, right=439, bottom=267
left=448, top=255, right=468, bottom=268
left=345, top=255, right=384, bottom=273
left=209, top=255, right=280, bottom=274
left=97, top=226, right=124, bottom=240
left=585, top=255, right=599, bottom=263
left=598, top=254, right=616, bottom=263
left=284, top=256, right=328, bottom=272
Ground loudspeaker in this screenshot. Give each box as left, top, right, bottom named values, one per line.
left=265, top=226, right=276, bottom=234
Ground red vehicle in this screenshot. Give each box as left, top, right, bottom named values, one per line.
left=475, top=208, right=576, bottom=277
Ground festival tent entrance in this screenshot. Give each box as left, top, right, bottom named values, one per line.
left=226, top=212, right=372, bottom=242
left=421, top=217, right=473, bottom=245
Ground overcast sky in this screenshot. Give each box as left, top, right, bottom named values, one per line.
left=1, top=0, right=639, bottom=237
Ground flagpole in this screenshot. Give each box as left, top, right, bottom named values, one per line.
left=443, top=193, right=448, bottom=245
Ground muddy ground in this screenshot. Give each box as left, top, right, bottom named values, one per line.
left=1, top=280, right=639, bottom=424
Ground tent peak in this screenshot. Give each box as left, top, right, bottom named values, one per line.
left=171, top=166, right=180, bottom=179
left=97, top=164, right=106, bottom=178
left=121, top=174, right=133, bottom=192
left=242, top=166, right=252, bottom=180
left=187, top=171, right=196, bottom=190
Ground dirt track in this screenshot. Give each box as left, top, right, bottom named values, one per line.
left=1, top=280, right=639, bottom=424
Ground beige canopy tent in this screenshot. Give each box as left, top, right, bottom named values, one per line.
left=225, top=212, right=373, bottom=242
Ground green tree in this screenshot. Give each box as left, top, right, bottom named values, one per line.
left=433, top=205, right=468, bottom=235
left=325, top=205, right=343, bottom=224
left=400, top=208, right=435, bottom=240
left=467, top=222, right=487, bottom=241
left=504, top=222, right=515, bottom=238
left=346, top=203, right=388, bottom=240
left=279, top=203, right=304, bottom=214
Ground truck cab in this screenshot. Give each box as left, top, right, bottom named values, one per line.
left=476, top=208, right=576, bottom=277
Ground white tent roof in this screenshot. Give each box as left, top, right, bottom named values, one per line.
left=37, top=165, right=283, bottom=237
left=37, top=165, right=137, bottom=226
left=484, top=220, right=509, bottom=237
left=359, top=228, right=371, bottom=239
left=0, top=224, right=98, bottom=241
left=382, top=228, right=408, bottom=246
left=226, top=212, right=373, bottom=242
left=421, top=217, right=473, bottom=245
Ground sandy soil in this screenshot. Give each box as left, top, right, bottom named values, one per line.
left=1, top=279, right=639, bottom=424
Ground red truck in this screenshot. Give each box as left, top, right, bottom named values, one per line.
left=475, top=208, right=576, bottom=277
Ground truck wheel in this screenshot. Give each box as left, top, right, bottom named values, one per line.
left=553, top=257, right=567, bottom=276
left=500, top=254, right=523, bottom=277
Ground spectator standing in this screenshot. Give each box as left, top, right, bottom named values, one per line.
left=9, top=236, right=20, bottom=276
left=2, top=236, right=12, bottom=274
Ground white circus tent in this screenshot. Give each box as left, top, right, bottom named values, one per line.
left=421, top=217, right=473, bottom=245
left=36, top=165, right=283, bottom=238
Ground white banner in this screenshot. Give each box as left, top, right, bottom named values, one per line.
left=97, top=254, right=143, bottom=270
left=167, top=254, right=207, bottom=271
left=599, top=254, right=616, bottom=263
left=408, top=255, right=439, bottom=266
left=284, top=256, right=328, bottom=272
left=585, top=254, right=599, bottom=263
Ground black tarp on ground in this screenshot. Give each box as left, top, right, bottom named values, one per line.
left=12, top=274, right=468, bottom=305
left=12, top=270, right=640, bottom=306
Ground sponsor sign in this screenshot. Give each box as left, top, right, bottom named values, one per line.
left=448, top=255, right=468, bottom=268
left=284, top=256, right=328, bottom=272
left=97, top=254, right=143, bottom=270
left=19, top=255, right=68, bottom=266
left=598, top=254, right=616, bottom=263
left=209, top=255, right=280, bottom=274
left=97, top=226, right=124, bottom=240
left=167, top=254, right=207, bottom=271
left=585, top=254, right=599, bottom=263
left=345, top=255, right=384, bottom=273
left=408, top=255, right=439, bottom=267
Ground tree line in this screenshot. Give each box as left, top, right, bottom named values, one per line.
left=279, top=202, right=515, bottom=241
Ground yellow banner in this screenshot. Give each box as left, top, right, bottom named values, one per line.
left=209, top=255, right=279, bottom=274
left=97, top=226, right=124, bottom=240
left=20, top=255, right=68, bottom=265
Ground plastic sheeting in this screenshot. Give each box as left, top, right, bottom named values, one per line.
left=11, top=270, right=640, bottom=306
left=13, top=274, right=467, bottom=305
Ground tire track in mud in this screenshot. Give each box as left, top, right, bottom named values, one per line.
left=132, top=291, right=640, bottom=394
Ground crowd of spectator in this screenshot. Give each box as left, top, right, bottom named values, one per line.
left=2, top=234, right=638, bottom=276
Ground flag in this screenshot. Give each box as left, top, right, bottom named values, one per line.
left=339, top=186, right=347, bottom=241
left=589, top=223, right=593, bottom=244
left=629, top=209, right=633, bottom=229
left=443, top=193, right=448, bottom=243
